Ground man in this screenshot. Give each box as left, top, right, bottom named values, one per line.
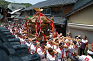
left=56, top=43, right=65, bottom=61
left=37, top=41, right=46, bottom=61
left=78, top=49, right=93, bottom=61
left=25, top=38, right=31, bottom=52
left=47, top=38, right=54, bottom=49
left=80, top=36, right=88, bottom=56
left=31, top=39, right=38, bottom=54
left=47, top=48, right=57, bottom=61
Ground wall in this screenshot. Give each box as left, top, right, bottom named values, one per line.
left=69, top=27, right=93, bottom=44
left=68, top=4, right=93, bottom=25
left=63, top=5, right=72, bottom=15
left=21, top=11, right=30, bottom=16
left=67, top=4, right=93, bottom=44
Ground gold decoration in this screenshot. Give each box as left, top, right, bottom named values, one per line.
left=33, top=7, right=43, bottom=12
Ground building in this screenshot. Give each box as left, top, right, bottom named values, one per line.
left=21, top=0, right=77, bottom=36
left=8, top=3, right=26, bottom=11
left=64, top=0, right=93, bottom=44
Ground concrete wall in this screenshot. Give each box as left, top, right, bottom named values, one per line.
left=69, top=27, right=93, bottom=44
left=68, top=4, right=93, bottom=25
left=67, top=4, right=93, bottom=44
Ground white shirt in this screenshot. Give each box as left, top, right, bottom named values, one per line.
left=30, top=44, right=37, bottom=54
left=19, top=38, right=25, bottom=44
left=37, top=47, right=46, bottom=61
left=47, top=52, right=55, bottom=61
left=47, top=43, right=54, bottom=49
left=79, top=55, right=93, bottom=61
left=56, top=48, right=65, bottom=61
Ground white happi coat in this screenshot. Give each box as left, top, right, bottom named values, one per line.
left=25, top=41, right=31, bottom=52
left=56, top=48, right=65, bottom=61
left=78, top=55, right=93, bottom=61
left=19, top=38, right=25, bottom=44
left=47, top=42, right=54, bottom=49
left=30, top=44, right=37, bottom=54
left=37, top=47, right=46, bottom=61
left=47, top=52, right=55, bottom=61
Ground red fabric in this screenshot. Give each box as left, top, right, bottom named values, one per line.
left=12, top=32, right=14, bottom=35
left=59, top=48, right=64, bottom=61
left=28, top=47, right=30, bottom=52
left=85, top=57, right=89, bottom=61
left=80, top=40, right=82, bottom=43
left=52, top=22, right=55, bottom=38
left=86, top=42, right=88, bottom=45
left=38, top=47, right=45, bottom=59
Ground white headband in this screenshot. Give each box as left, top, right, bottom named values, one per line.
left=87, top=50, right=93, bottom=55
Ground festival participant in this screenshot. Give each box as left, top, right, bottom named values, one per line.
left=25, top=38, right=31, bottom=52
left=80, top=36, right=88, bottom=56
left=53, top=39, right=59, bottom=50
left=64, top=41, right=75, bottom=61
left=18, top=34, right=25, bottom=44
left=47, top=38, right=54, bottom=49
left=47, top=48, right=57, bottom=61
left=78, top=49, right=93, bottom=61
left=37, top=41, right=46, bottom=61
left=31, top=39, right=38, bottom=54
left=12, top=29, right=15, bottom=35
left=56, top=43, right=65, bottom=61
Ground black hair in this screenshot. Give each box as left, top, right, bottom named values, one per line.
left=59, top=43, right=64, bottom=47
left=55, top=39, right=58, bottom=42
left=73, top=41, right=77, bottom=44
left=75, top=36, right=78, bottom=39
left=48, top=48, right=53, bottom=53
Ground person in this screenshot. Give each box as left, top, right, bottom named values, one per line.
left=47, top=38, right=54, bottom=49
left=78, top=49, right=93, bottom=61
left=30, top=39, right=38, bottom=54
left=47, top=48, right=57, bottom=61
left=80, top=36, right=88, bottom=56
left=37, top=41, right=46, bottom=61
left=56, top=43, right=65, bottom=61
left=0, top=9, right=7, bottom=26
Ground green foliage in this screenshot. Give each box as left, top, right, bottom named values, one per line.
left=0, top=0, right=32, bottom=8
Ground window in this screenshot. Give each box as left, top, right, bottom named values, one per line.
left=23, top=12, right=26, bottom=15
left=41, top=8, right=51, bottom=15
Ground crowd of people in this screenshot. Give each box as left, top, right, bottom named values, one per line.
left=3, top=22, right=93, bottom=61
left=1, top=9, right=93, bottom=61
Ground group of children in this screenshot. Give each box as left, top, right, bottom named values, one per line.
left=4, top=23, right=93, bottom=61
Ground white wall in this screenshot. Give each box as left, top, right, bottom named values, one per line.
left=69, top=27, right=93, bottom=44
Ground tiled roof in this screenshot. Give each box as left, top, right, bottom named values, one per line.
left=23, top=0, right=77, bottom=11
left=53, top=17, right=66, bottom=25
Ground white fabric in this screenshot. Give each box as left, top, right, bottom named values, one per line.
left=87, top=50, right=93, bottom=55
left=47, top=52, right=55, bottom=61
left=78, top=55, right=93, bottom=61
left=47, top=43, right=54, bottom=49
left=56, top=48, right=65, bottom=61
left=50, top=35, right=52, bottom=38
left=30, top=44, right=37, bottom=54
left=20, top=38, right=25, bottom=44
left=37, top=47, right=46, bottom=61
left=81, top=39, right=88, bottom=43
